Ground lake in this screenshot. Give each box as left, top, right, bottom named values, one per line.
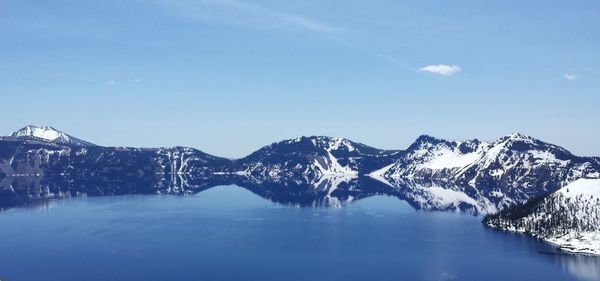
left=0, top=185, right=598, bottom=281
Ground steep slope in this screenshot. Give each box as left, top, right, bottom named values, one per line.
left=484, top=178, right=600, bottom=255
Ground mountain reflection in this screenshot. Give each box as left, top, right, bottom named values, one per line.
left=0, top=173, right=535, bottom=213
left=3, top=173, right=600, bottom=280
left=555, top=254, right=600, bottom=281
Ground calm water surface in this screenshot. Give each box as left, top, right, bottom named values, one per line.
left=0, top=185, right=598, bottom=281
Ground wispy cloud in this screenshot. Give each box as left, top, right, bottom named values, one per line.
left=564, top=73, right=576, bottom=80
left=374, top=53, right=417, bottom=72
left=284, top=15, right=339, bottom=33
left=418, top=64, right=461, bottom=76
left=156, top=0, right=341, bottom=33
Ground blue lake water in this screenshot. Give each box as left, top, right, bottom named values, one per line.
left=0, top=185, right=599, bottom=281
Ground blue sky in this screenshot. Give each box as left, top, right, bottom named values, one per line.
left=1, top=0, right=599, bottom=157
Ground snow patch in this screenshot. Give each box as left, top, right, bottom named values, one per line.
left=557, top=178, right=600, bottom=198
left=13, top=126, right=62, bottom=141
left=313, top=151, right=358, bottom=176
left=422, top=147, right=482, bottom=170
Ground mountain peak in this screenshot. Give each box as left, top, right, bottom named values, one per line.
left=415, top=134, right=443, bottom=143
left=495, top=132, right=542, bottom=148
left=12, top=125, right=62, bottom=141
left=410, top=134, right=453, bottom=148
left=10, top=125, right=95, bottom=147
left=507, top=132, right=533, bottom=140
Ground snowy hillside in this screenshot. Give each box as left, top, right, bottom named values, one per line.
left=222, top=136, right=399, bottom=181
left=379, top=133, right=600, bottom=205
left=484, top=178, right=600, bottom=255
left=381, top=134, right=489, bottom=178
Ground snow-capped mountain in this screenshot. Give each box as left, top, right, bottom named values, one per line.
left=223, top=136, right=400, bottom=181
left=3, top=126, right=599, bottom=254
left=1, top=125, right=599, bottom=214
left=0, top=130, right=229, bottom=179
left=8, top=125, right=96, bottom=147
left=374, top=134, right=489, bottom=179
left=484, top=178, right=600, bottom=255
left=375, top=133, right=600, bottom=206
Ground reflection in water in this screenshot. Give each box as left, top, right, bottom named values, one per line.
left=0, top=173, right=496, bottom=212
left=0, top=173, right=599, bottom=281
left=556, top=254, right=600, bottom=281
left=0, top=172, right=582, bottom=213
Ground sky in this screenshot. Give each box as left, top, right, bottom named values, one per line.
left=1, top=0, right=599, bottom=158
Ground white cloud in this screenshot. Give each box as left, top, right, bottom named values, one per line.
left=564, top=73, right=577, bottom=80
left=418, top=64, right=461, bottom=76
left=157, top=0, right=340, bottom=33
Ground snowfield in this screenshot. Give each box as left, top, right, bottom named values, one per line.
left=14, top=125, right=62, bottom=141
left=557, top=178, right=600, bottom=198
left=421, top=146, right=484, bottom=170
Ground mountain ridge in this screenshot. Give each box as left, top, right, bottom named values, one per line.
left=2, top=125, right=599, bottom=255
left=1, top=125, right=598, bottom=210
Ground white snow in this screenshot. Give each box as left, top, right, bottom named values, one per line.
left=10, top=125, right=93, bottom=146
left=546, top=232, right=600, bottom=256
left=326, top=137, right=356, bottom=152
left=367, top=163, right=396, bottom=187
left=422, top=147, right=482, bottom=170
left=489, top=169, right=504, bottom=177
left=508, top=132, right=533, bottom=141
left=530, top=150, right=570, bottom=166
left=407, top=183, right=496, bottom=213
left=313, top=175, right=354, bottom=195
left=557, top=178, right=600, bottom=198
left=477, top=140, right=505, bottom=169
left=313, top=151, right=358, bottom=176
left=14, top=126, right=62, bottom=141
left=425, top=186, right=479, bottom=209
